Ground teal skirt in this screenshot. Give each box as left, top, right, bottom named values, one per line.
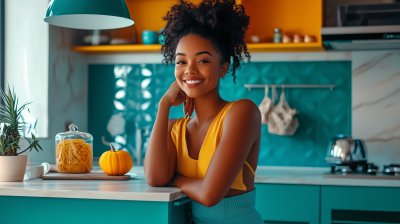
left=190, top=189, right=263, bottom=224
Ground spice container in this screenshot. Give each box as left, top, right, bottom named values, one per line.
left=293, top=35, right=304, bottom=43
left=282, top=35, right=293, bottom=43
left=304, top=35, right=315, bottom=43
left=55, top=124, right=93, bottom=173
left=273, top=28, right=282, bottom=43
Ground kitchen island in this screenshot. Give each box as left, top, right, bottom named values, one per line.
left=1, top=166, right=400, bottom=224
left=0, top=167, right=190, bottom=224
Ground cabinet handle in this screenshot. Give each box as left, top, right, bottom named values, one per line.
left=174, top=198, right=192, bottom=206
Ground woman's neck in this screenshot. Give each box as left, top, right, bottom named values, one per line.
left=192, top=87, right=227, bottom=124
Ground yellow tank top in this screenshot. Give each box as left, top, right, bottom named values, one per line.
left=171, top=101, right=255, bottom=191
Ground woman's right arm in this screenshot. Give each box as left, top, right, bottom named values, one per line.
left=144, top=81, right=192, bottom=186
left=143, top=101, right=176, bottom=186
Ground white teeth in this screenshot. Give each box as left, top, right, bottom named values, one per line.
left=186, top=80, right=203, bottom=84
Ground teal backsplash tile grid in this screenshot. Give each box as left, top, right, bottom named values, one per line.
left=88, top=61, right=351, bottom=166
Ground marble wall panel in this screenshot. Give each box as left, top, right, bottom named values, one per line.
left=26, top=26, right=88, bottom=163
left=352, top=51, right=400, bottom=167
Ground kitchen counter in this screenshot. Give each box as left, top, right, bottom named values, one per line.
left=1, top=166, right=400, bottom=224
left=254, top=166, right=400, bottom=187
left=1, top=166, right=399, bottom=203
left=0, top=166, right=190, bottom=224
left=0, top=169, right=184, bottom=202
left=130, top=166, right=400, bottom=187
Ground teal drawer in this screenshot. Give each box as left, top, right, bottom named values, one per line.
left=0, top=196, right=191, bottom=224
left=255, top=183, right=320, bottom=224
left=170, top=197, right=192, bottom=224
left=321, top=186, right=400, bottom=224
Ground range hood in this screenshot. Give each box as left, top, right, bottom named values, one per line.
left=321, top=25, right=400, bottom=51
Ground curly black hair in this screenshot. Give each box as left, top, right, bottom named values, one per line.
left=159, top=0, right=251, bottom=83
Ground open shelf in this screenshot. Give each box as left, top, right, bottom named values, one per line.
left=246, top=42, right=324, bottom=52
left=71, top=42, right=324, bottom=54
left=71, top=44, right=161, bottom=54
left=71, top=0, right=324, bottom=54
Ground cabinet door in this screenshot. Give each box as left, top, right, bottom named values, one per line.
left=0, top=196, right=173, bottom=224
left=255, top=184, right=320, bottom=224
left=321, top=186, right=400, bottom=224
left=168, top=197, right=192, bottom=224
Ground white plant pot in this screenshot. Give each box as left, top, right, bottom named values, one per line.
left=0, top=155, right=28, bottom=182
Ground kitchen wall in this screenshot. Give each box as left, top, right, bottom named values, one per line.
left=86, top=50, right=400, bottom=167
left=25, top=44, right=400, bottom=168
left=3, top=0, right=87, bottom=163
left=88, top=53, right=352, bottom=167
left=352, top=51, right=400, bottom=167
left=5, top=0, right=49, bottom=138
left=26, top=26, right=88, bottom=163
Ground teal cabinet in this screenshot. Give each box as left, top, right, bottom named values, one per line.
left=321, top=186, right=400, bottom=224
left=0, top=196, right=191, bottom=224
left=255, top=183, right=320, bottom=224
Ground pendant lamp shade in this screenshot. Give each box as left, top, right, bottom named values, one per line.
left=44, top=0, right=134, bottom=30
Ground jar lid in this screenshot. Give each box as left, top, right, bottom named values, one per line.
left=274, top=28, right=282, bottom=33
left=55, top=124, right=93, bottom=141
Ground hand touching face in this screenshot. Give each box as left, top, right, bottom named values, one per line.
left=174, top=34, right=229, bottom=99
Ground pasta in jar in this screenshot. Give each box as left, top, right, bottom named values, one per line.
left=56, top=139, right=92, bottom=173
left=55, top=124, right=93, bottom=173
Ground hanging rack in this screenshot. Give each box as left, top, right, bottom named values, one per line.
left=244, top=84, right=335, bottom=91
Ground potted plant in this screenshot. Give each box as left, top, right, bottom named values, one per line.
left=0, top=86, right=42, bottom=182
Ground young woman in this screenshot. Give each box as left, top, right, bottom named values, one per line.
left=144, top=0, right=263, bottom=223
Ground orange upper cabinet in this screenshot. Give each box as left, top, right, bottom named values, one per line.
left=72, top=0, right=324, bottom=54
left=241, top=0, right=323, bottom=52
left=126, top=0, right=202, bottom=44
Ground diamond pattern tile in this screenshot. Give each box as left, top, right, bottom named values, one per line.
left=88, top=61, right=351, bottom=166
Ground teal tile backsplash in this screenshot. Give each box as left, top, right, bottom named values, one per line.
left=89, top=61, right=351, bottom=167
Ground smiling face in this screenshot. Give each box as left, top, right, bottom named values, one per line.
left=174, top=34, right=229, bottom=98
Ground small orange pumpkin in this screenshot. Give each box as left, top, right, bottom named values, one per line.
left=99, top=145, right=133, bottom=175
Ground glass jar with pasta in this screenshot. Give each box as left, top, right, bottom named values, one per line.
left=55, top=124, right=93, bottom=173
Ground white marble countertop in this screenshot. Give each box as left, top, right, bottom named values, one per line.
left=0, top=167, right=185, bottom=202
left=1, top=166, right=399, bottom=202
left=254, top=166, right=400, bottom=187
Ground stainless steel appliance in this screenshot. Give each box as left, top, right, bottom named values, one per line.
left=326, top=135, right=367, bottom=164
left=337, top=3, right=400, bottom=27
left=321, top=3, right=400, bottom=51
left=324, top=135, right=400, bottom=180
left=383, top=164, right=400, bottom=174
left=326, top=135, right=369, bottom=174
left=324, top=163, right=400, bottom=180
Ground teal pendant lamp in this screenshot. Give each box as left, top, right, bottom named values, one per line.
left=44, top=0, right=134, bottom=30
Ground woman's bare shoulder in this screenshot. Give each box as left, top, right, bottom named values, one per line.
left=230, top=99, right=261, bottom=119
left=223, top=99, right=261, bottom=131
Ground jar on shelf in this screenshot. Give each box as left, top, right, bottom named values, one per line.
left=304, top=35, right=315, bottom=43
left=282, top=35, right=293, bottom=43
left=55, top=124, right=93, bottom=173
left=293, top=35, right=304, bottom=43
left=273, top=28, right=282, bottom=43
